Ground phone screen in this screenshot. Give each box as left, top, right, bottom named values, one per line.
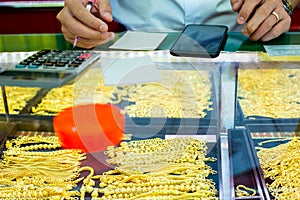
left=170, top=24, right=228, bottom=58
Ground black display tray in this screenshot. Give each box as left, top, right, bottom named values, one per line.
left=250, top=135, right=298, bottom=199
left=0, top=122, right=14, bottom=149
left=0, top=87, right=49, bottom=115
left=1, top=91, right=218, bottom=130
left=0, top=87, right=52, bottom=120
left=0, top=113, right=218, bottom=144
left=245, top=123, right=300, bottom=199
left=0, top=120, right=222, bottom=199
left=78, top=138, right=221, bottom=199
left=228, top=128, right=270, bottom=200
left=1, top=62, right=220, bottom=128
left=236, top=101, right=300, bottom=126
left=246, top=123, right=300, bottom=134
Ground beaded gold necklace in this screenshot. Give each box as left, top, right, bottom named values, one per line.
left=0, top=135, right=85, bottom=199
left=83, top=137, right=218, bottom=199
left=256, top=137, right=300, bottom=199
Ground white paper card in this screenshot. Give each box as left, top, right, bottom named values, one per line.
left=109, top=31, right=168, bottom=50
left=264, top=45, right=300, bottom=56
left=100, top=55, right=161, bottom=86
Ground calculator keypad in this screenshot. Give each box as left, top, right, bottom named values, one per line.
left=13, top=50, right=99, bottom=73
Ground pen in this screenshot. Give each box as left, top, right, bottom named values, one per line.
left=73, top=0, right=94, bottom=47
left=85, top=0, right=93, bottom=12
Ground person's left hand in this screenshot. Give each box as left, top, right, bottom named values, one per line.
left=231, top=0, right=291, bottom=41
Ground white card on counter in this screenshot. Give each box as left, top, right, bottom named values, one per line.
left=109, top=31, right=167, bottom=50
left=264, top=45, right=300, bottom=56
left=100, top=55, right=161, bottom=86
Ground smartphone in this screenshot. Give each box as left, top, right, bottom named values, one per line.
left=170, top=24, right=228, bottom=58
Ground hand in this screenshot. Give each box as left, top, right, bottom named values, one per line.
left=231, top=0, right=291, bottom=41
left=56, top=0, right=115, bottom=48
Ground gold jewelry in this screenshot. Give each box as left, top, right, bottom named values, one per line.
left=257, top=137, right=300, bottom=199
left=123, top=70, right=212, bottom=118
left=0, top=135, right=85, bottom=199
left=238, top=69, right=300, bottom=118
left=0, top=86, right=39, bottom=114
left=2, top=136, right=218, bottom=199
left=105, top=137, right=209, bottom=166
left=94, top=137, right=218, bottom=199
left=271, top=11, right=280, bottom=24
left=32, top=69, right=212, bottom=119
left=236, top=185, right=257, bottom=197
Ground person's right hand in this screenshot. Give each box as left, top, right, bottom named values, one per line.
left=230, top=0, right=291, bottom=42
left=56, top=0, right=115, bottom=48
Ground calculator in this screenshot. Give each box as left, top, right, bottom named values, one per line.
left=0, top=50, right=100, bottom=88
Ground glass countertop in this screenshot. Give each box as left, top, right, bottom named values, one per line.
left=1, top=32, right=300, bottom=52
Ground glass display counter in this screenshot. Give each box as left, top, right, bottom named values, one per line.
left=236, top=59, right=300, bottom=200
left=0, top=50, right=240, bottom=199
left=0, top=32, right=300, bottom=199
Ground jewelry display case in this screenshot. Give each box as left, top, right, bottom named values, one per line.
left=1, top=32, right=300, bottom=199
left=235, top=59, right=300, bottom=200
left=0, top=50, right=239, bottom=199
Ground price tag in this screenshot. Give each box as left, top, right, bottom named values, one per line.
left=264, top=45, right=300, bottom=56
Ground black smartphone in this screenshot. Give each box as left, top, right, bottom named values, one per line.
left=170, top=24, right=228, bottom=58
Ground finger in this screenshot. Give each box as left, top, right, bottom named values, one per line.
left=61, top=32, right=73, bottom=45
left=61, top=27, right=74, bottom=44
left=63, top=27, right=115, bottom=48
left=56, top=7, right=72, bottom=33
left=96, top=0, right=113, bottom=22
left=261, top=15, right=291, bottom=41
left=64, top=0, right=106, bottom=32
left=245, top=9, right=290, bottom=41
left=73, top=33, right=115, bottom=49
left=243, top=0, right=280, bottom=36
left=244, top=12, right=277, bottom=41
left=237, top=0, right=264, bottom=24
left=231, top=0, right=243, bottom=12
left=59, top=6, right=106, bottom=40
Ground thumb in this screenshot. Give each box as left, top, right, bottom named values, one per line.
left=99, top=0, right=113, bottom=22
